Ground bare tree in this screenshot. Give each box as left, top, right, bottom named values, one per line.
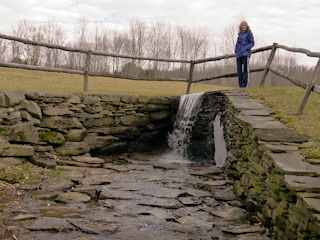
left=11, top=19, right=44, bottom=65
left=41, top=21, right=67, bottom=68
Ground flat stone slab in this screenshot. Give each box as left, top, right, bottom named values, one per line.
left=302, top=198, right=320, bottom=213
left=25, top=217, right=73, bottom=231
left=212, top=187, right=238, bottom=201
left=232, top=102, right=269, bottom=110
left=263, top=143, right=298, bottom=153
left=306, top=159, right=320, bottom=164
left=210, top=205, right=247, bottom=220
left=220, top=224, right=266, bottom=234
left=43, top=107, right=73, bottom=116
left=240, top=109, right=275, bottom=116
left=104, top=163, right=130, bottom=172
left=178, top=197, right=203, bottom=206
left=55, top=192, right=91, bottom=203
left=254, top=128, right=310, bottom=142
left=297, top=192, right=320, bottom=199
left=236, top=234, right=271, bottom=240
left=236, top=115, right=287, bottom=129
left=72, top=185, right=102, bottom=198
left=68, top=219, right=119, bottom=235
left=101, top=189, right=143, bottom=200
left=28, top=190, right=62, bottom=200
left=189, top=165, right=224, bottom=176
left=0, top=157, right=25, bottom=166
left=285, top=175, right=320, bottom=192
left=196, top=179, right=234, bottom=187
left=81, top=174, right=112, bottom=185
left=271, top=153, right=320, bottom=176
left=72, top=156, right=105, bottom=164
left=41, top=179, right=75, bottom=191
left=228, top=96, right=264, bottom=104
left=138, top=197, right=183, bottom=209
left=57, top=159, right=101, bottom=168
left=13, top=214, right=38, bottom=221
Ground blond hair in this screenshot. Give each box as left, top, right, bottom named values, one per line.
left=238, top=21, right=251, bottom=33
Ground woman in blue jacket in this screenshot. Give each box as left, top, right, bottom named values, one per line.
left=235, top=21, right=254, bottom=88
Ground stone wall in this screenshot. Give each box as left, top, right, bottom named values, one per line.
left=1, top=89, right=320, bottom=239
left=225, top=91, right=320, bottom=239
left=0, top=90, right=173, bottom=169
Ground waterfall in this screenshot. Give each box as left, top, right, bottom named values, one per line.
left=161, top=92, right=205, bottom=163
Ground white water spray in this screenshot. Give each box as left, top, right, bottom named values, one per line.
left=161, top=92, right=205, bottom=163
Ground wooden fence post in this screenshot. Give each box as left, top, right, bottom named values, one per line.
left=259, top=43, right=277, bottom=87
left=296, top=58, right=320, bottom=115
left=83, top=50, right=92, bottom=92
left=186, top=61, right=195, bottom=94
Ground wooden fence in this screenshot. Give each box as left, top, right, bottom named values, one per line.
left=0, top=33, right=320, bottom=114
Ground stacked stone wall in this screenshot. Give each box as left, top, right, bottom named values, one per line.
left=225, top=91, right=320, bottom=239
left=0, top=90, right=173, bottom=169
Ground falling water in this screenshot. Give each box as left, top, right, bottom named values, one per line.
left=160, top=92, right=205, bottom=163
left=213, top=114, right=228, bottom=166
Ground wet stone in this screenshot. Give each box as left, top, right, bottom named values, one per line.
left=13, top=214, right=38, bottom=221
left=210, top=205, right=247, bottom=220
left=220, top=224, right=266, bottom=234
left=178, top=197, right=203, bottom=206
left=138, top=197, right=183, bottom=209
left=101, top=189, right=144, bottom=200
left=25, top=217, right=73, bottom=232
left=81, top=174, right=112, bottom=185
left=55, top=192, right=91, bottom=203
left=72, top=155, right=105, bottom=164
left=41, top=178, right=75, bottom=191
left=212, top=187, right=238, bottom=201
left=72, top=185, right=103, bottom=199
left=57, top=159, right=101, bottom=168
left=153, top=162, right=179, bottom=170
left=1, top=153, right=271, bottom=239
left=104, top=162, right=131, bottom=172
left=29, top=190, right=62, bottom=200
left=68, top=219, right=119, bottom=235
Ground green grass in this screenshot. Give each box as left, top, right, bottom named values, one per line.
left=0, top=67, right=230, bottom=96
left=48, top=170, right=66, bottom=179
left=243, top=87, right=320, bottom=158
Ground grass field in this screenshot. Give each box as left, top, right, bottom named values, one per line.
left=1, top=67, right=320, bottom=158
left=244, top=87, right=320, bottom=158
left=0, top=67, right=230, bottom=96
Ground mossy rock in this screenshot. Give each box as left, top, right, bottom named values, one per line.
left=39, top=131, right=65, bottom=145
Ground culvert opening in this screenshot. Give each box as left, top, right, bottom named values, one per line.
left=154, top=91, right=230, bottom=166
left=91, top=91, right=230, bottom=167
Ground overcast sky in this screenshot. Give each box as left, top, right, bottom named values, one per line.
left=0, top=0, right=319, bottom=65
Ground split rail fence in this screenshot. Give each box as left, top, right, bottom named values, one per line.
left=0, top=33, right=320, bottom=114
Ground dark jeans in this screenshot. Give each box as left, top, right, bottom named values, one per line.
left=236, top=56, right=250, bottom=88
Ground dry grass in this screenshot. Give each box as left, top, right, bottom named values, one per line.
left=0, top=67, right=230, bottom=96
left=1, top=67, right=320, bottom=158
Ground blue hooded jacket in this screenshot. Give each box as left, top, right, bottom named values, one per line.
left=235, top=30, right=254, bottom=58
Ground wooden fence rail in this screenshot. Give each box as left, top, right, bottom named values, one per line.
left=0, top=33, right=320, bottom=114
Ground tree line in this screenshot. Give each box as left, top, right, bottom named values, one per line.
left=0, top=17, right=315, bottom=87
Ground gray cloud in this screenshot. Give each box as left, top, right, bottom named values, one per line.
left=0, top=0, right=319, bottom=65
